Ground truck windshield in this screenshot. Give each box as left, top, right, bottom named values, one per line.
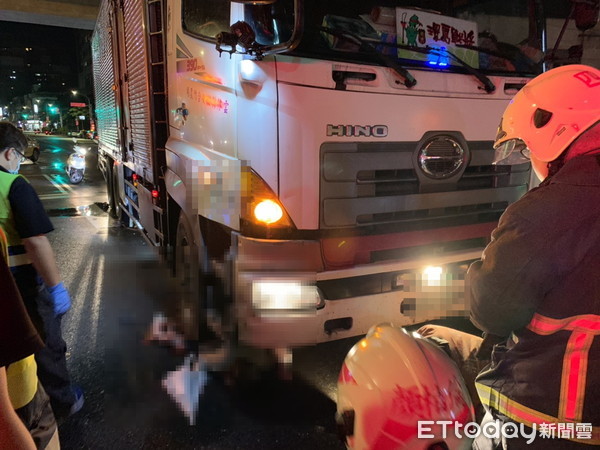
left=244, top=0, right=544, bottom=76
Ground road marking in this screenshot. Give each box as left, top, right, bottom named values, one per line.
left=50, top=174, right=76, bottom=194
left=90, top=254, right=104, bottom=349
left=38, top=193, right=70, bottom=200
left=43, top=174, right=68, bottom=194
left=71, top=252, right=103, bottom=351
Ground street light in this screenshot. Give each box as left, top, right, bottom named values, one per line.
left=71, top=90, right=94, bottom=134
left=47, top=103, right=63, bottom=129
left=21, top=105, right=30, bottom=124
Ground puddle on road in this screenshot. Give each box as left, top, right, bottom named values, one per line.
left=46, top=202, right=110, bottom=217
left=46, top=202, right=117, bottom=232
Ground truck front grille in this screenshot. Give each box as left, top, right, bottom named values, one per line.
left=320, top=140, right=529, bottom=230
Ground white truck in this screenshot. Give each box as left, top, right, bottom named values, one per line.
left=92, top=0, right=551, bottom=364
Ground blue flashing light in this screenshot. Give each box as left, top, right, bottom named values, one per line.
left=427, top=46, right=451, bottom=68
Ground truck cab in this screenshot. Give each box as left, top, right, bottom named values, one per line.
left=93, top=0, right=548, bottom=362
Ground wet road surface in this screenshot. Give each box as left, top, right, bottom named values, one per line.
left=23, top=134, right=477, bottom=449
left=22, top=134, right=354, bottom=449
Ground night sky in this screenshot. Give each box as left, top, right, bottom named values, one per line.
left=0, top=20, right=90, bottom=103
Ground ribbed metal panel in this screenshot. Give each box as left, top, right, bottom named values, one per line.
left=320, top=141, right=530, bottom=230
left=92, top=0, right=120, bottom=158
left=123, top=0, right=154, bottom=183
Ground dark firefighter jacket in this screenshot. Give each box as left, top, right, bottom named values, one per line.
left=467, top=154, right=600, bottom=446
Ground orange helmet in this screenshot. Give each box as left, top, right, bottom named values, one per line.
left=493, top=64, right=600, bottom=171
left=336, top=323, right=474, bottom=450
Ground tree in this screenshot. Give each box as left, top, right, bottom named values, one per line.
left=67, top=107, right=88, bottom=130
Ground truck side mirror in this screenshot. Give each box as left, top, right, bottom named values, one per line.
left=215, top=0, right=303, bottom=59
left=216, top=21, right=259, bottom=57
left=572, top=0, right=599, bottom=31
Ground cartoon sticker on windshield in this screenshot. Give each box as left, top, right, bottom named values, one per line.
left=396, top=9, right=478, bottom=68
left=404, top=14, right=423, bottom=47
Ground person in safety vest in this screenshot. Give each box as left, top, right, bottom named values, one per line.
left=0, top=122, right=83, bottom=420
left=0, top=254, right=39, bottom=450
left=0, top=226, right=59, bottom=449
left=419, top=64, right=600, bottom=449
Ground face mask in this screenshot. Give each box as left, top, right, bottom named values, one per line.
left=6, top=149, right=22, bottom=174
left=9, top=158, right=22, bottom=174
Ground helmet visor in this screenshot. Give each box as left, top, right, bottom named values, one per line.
left=493, top=138, right=531, bottom=165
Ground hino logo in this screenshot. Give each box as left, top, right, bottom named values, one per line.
left=327, top=124, right=388, bottom=138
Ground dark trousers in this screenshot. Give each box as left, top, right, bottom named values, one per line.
left=15, top=382, right=59, bottom=450
left=421, top=326, right=588, bottom=450
left=30, top=285, right=77, bottom=413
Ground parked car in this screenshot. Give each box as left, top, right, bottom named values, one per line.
left=24, top=135, right=40, bottom=162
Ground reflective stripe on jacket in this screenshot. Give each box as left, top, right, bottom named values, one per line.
left=0, top=226, right=38, bottom=409
left=476, top=313, right=600, bottom=445
left=0, top=171, right=31, bottom=269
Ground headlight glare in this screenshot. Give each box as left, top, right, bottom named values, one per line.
left=254, top=199, right=283, bottom=225
left=252, top=281, right=321, bottom=312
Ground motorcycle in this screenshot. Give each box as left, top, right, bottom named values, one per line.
left=67, top=139, right=87, bottom=184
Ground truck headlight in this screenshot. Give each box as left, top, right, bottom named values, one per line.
left=252, top=281, right=322, bottom=312
left=395, top=265, right=456, bottom=291
left=423, top=265, right=443, bottom=286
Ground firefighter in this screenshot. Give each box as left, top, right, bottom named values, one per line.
left=422, top=64, right=600, bottom=449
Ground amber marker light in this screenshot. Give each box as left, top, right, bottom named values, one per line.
left=254, top=199, right=283, bottom=225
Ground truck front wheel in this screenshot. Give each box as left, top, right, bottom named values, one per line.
left=175, top=212, right=201, bottom=340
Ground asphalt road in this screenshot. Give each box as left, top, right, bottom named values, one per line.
left=20, top=134, right=355, bottom=450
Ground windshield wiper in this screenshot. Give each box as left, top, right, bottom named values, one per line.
left=318, top=27, right=417, bottom=88
left=454, top=43, right=539, bottom=75
left=368, top=39, right=496, bottom=93
left=317, top=27, right=497, bottom=93
left=427, top=46, right=496, bottom=93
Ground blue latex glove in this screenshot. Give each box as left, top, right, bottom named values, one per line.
left=47, top=282, right=72, bottom=316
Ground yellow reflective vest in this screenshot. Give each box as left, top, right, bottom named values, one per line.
left=0, top=200, right=38, bottom=409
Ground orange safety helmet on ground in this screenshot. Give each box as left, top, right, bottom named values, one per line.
left=493, top=64, right=600, bottom=180
left=336, top=323, right=474, bottom=450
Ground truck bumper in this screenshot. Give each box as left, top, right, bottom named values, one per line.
left=233, top=233, right=484, bottom=349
